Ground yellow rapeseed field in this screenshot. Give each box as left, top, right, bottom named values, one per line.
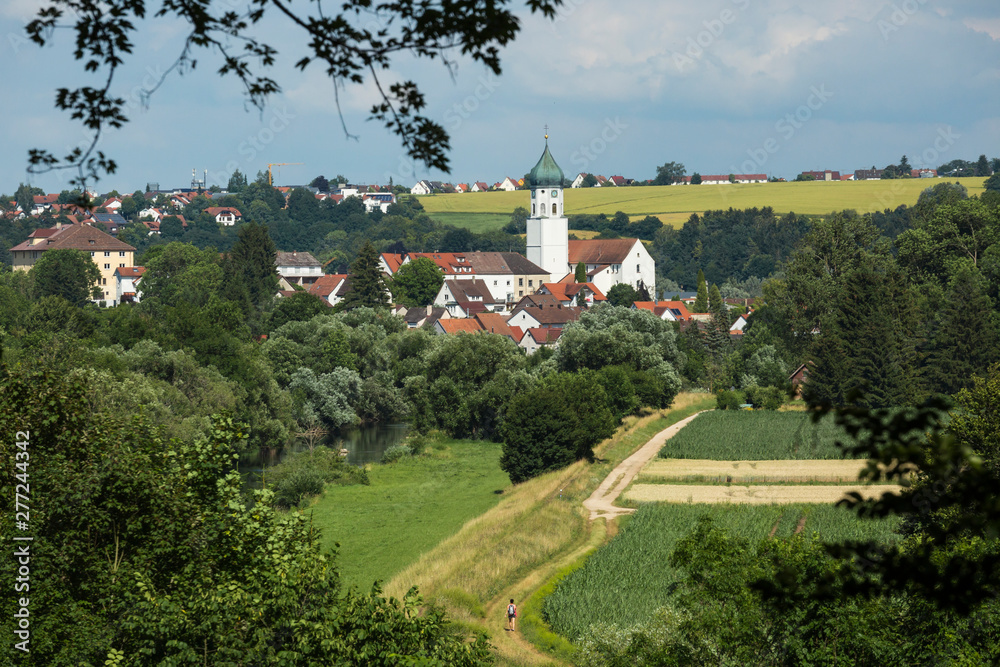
left=417, top=177, right=985, bottom=229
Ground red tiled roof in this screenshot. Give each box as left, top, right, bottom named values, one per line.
left=437, top=319, right=483, bottom=334
left=474, top=312, right=516, bottom=338
left=526, top=327, right=563, bottom=343
left=115, top=266, right=146, bottom=278
left=205, top=207, right=242, bottom=217
left=567, top=238, right=639, bottom=264
left=380, top=253, right=406, bottom=273
left=308, top=274, right=348, bottom=298
left=10, top=223, right=135, bottom=253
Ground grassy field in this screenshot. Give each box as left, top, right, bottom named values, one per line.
left=307, top=438, right=509, bottom=590
left=417, top=177, right=986, bottom=231
left=658, top=411, right=856, bottom=460
left=639, top=458, right=871, bottom=484
left=543, top=503, right=902, bottom=641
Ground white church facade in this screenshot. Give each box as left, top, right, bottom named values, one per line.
left=525, top=138, right=656, bottom=296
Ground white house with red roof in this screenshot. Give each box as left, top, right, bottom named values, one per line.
left=498, top=177, right=520, bottom=192
left=434, top=279, right=501, bottom=317
left=520, top=327, right=563, bottom=354
left=205, top=207, right=242, bottom=226
left=114, top=266, right=145, bottom=306
left=307, top=274, right=349, bottom=307
left=31, top=194, right=59, bottom=215
left=471, top=182, right=490, bottom=192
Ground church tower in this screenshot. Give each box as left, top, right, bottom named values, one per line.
left=525, top=134, right=569, bottom=282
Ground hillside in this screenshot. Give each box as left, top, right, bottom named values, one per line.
left=417, top=177, right=987, bottom=230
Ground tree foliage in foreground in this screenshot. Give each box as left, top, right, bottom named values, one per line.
left=0, top=367, right=491, bottom=666
left=24, top=0, right=565, bottom=187
left=30, top=248, right=101, bottom=306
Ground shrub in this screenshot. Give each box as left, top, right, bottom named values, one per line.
left=406, top=432, right=430, bottom=456
left=716, top=389, right=744, bottom=410
left=381, top=444, right=412, bottom=464
left=744, top=385, right=785, bottom=410
left=266, top=446, right=369, bottom=507
left=272, top=468, right=325, bottom=507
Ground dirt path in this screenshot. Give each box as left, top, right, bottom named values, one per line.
left=583, top=412, right=707, bottom=520
left=624, top=483, right=903, bottom=504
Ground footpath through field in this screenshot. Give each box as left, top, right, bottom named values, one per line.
left=583, top=412, right=707, bottom=520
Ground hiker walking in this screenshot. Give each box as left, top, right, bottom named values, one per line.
left=506, top=599, right=517, bottom=632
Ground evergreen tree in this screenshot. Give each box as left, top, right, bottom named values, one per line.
left=340, top=241, right=389, bottom=310
left=224, top=222, right=279, bottom=317
left=924, top=266, right=1000, bottom=395
left=575, top=261, right=587, bottom=283
left=693, top=269, right=708, bottom=312
left=805, top=264, right=919, bottom=408
left=227, top=169, right=248, bottom=193
left=976, top=154, right=992, bottom=177
left=707, top=283, right=730, bottom=356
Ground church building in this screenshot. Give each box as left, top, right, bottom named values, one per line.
left=525, top=136, right=656, bottom=296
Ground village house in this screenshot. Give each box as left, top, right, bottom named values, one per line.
left=434, top=279, right=502, bottom=317
left=276, top=251, right=323, bottom=286
left=519, top=327, right=562, bottom=354
left=114, top=266, right=145, bottom=306
left=537, top=281, right=605, bottom=307
left=380, top=251, right=549, bottom=304
left=471, top=182, right=490, bottom=192
left=205, top=207, right=242, bottom=226
left=307, top=274, right=350, bottom=307
left=507, top=302, right=582, bottom=331
left=9, top=222, right=136, bottom=304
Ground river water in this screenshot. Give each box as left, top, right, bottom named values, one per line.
left=237, top=422, right=409, bottom=486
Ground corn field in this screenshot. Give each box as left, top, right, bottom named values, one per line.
left=543, top=503, right=900, bottom=641
left=659, top=411, right=857, bottom=460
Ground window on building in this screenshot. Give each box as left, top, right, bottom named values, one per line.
left=519, top=291, right=523, bottom=296
left=120, top=251, right=125, bottom=256
left=104, top=264, right=110, bottom=269
left=528, top=280, right=533, bottom=287
left=90, top=252, right=95, bottom=257
left=552, top=203, right=557, bottom=216
left=104, top=251, right=110, bottom=256
left=519, top=278, right=523, bottom=286
left=637, top=264, right=640, bottom=273
left=532, top=204, right=535, bottom=216
left=120, top=263, right=126, bottom=268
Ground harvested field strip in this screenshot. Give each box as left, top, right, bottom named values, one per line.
left=624, top=483, right=902, bottom=504
left=543, top=503, right=902, bottom=640
left=641, top=458, right=871, bottom=483
left=659, top=410, right=856, bottom=460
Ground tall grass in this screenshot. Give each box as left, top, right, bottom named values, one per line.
left=659, top=411, right=856, bottom=460
left=543, top=503, right=901, bottom=641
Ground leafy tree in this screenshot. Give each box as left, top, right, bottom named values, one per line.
left=899, top=154, right=912, bottom=174
left=690, top=172, right=702, bottom=185
left=897, top=197, right=1000, bottom=285
left=500, top=372, right=616, bottom=483
left=390, top=256, right=444, bottom=307
left=502, top=206, right=529, bottom=234
left=653, top=161, right=687, bottom=186
left=119, top=194, right=139, bottom=219
left=575, top=261, right=587, bottom=283
left=31, top=248, right=101, bottom=306
left=340, top=241, right=389, bottom=310
left=14, top=183, right=42, bottom=214
left=693, top=268, right=708, bottom=312
left=159, top=215, right=184, bottom=240
left=0, top=368, right=491, bottom=666
left=606, top=282, right=639, bottom=307
left=310, top=175, right=330, bottom=192
left=267, top=291, right=329, bottom=332
left=582, top=173, right=598, bottom=187
left=985, top=173, right=1000, bottom=192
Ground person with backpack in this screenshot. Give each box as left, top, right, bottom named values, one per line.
left=506, top=599, right=517, bottom=632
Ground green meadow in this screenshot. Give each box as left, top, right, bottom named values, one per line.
left=417, top=177, right=986, bottom=231
left=307, top=439, right=510, bottom=591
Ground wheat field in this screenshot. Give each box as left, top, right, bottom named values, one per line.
left=417, top=177, right=986, bottom=229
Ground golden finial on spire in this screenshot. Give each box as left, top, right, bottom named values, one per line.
left=544, top=124, right=549, bottom=141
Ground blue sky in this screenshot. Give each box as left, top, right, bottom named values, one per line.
left=2, top=0, right=999, bottom=194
